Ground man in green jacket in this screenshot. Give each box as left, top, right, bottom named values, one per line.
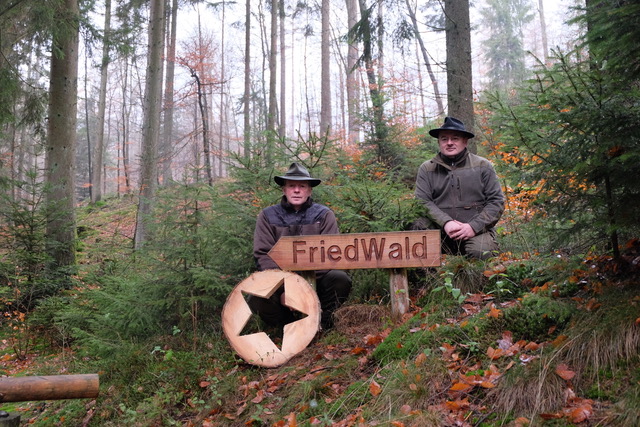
left=414, top=117, right=505, bottom=260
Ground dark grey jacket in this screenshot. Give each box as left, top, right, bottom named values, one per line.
left=415, top=150, right=505, bottom=234
left=253, top=196, right=339, bottom=271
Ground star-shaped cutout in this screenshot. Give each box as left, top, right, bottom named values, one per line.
left=240, top=284, right=309, bottom=350
left=221, top=270, right=320, bottom=367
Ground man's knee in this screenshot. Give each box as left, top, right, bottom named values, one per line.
left=465, top=232, right=499, bottom=260
left=320, top=270, right=352, bottom=299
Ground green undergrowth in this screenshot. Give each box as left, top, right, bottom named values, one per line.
left=1, top=196, right=638, bottom=426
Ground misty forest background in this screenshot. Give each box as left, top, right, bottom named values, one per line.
left=0, top=0, right=639, bottom=425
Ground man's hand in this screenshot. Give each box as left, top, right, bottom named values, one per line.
left=444, top=220, right=476, bottom=241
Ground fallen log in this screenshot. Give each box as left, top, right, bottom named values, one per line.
left=0, top=374, right=99, bottom=403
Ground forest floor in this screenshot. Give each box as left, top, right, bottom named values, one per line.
left=1, top=197, right=639, bottom=426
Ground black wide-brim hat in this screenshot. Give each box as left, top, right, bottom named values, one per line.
left=274, top=162, right=322, bottom=187
left=429, top=116, right=475, bottom=139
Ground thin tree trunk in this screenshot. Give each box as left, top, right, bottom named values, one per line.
left=91, top=0, right=112, bottom=202
left=266, top=0, right=278, bottom=164
left=405, top=0, right=444, bottom=116
left=243, top=0, right=251, bottom=161
left=219, top=1, right=227, bottom=177
left=84, top=52, right=93, bottom=201
left=358, top=0, right=386, bottom=157
left=537, top=0, right=549, bottom=62
left=120, top=59, right=131, bottom=196
left=345, top=0, right=359, bottom=144
left=134, top=0, right=165, bottom=249
left=320, top=0, right=331, bottom=135
left=278, top=0, right=286, bottom=139
left=161, top=0, right=178, bottom=185
left=46, top=0, right=80, bottom=267
left=192, top=68, right=213, bottom=186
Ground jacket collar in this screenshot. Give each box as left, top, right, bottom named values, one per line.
left=280, top=195, right=313, bottom=212
left=438, top=148, right=469, bottom=168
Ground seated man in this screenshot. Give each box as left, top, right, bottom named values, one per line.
left=414, top=117, right=505, bottom=260
left=249, top=162, right=352, bottom=330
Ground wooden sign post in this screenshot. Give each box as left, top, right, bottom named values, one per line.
left=268, top=230, right=441, bottom=320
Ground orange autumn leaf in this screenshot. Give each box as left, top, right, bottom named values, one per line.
left=551, top=334, right=567, bottom=347
left=284, top=412, right=298, bottom=427
left=364, top=334, right=384, bottom=346
left=539, top=412, right=563, bottom=420
left=487, top=305, right=501, bottom=318
left=555, top=363, right=576, bottom=381
left=390, top=422, right=405, bottom=427
left=251, top=389, right=266, bottom=404
left=415, top=352, right=427, bottom=367
left=449, top=382, right=473, bottom=392
left=514, top=417, right=530, bottom=426
left=369, top=380, right=382, bottom=396
left=445, top=398, right=470, bottom=410
left=569, top=405, right=592, bottom=423
left=479, top=381, right=496, bottom=389
left=351, top=346, right=367, bottom=355
left=524, top=341, right=540, bottom=351
left=487, top=346, right=504, bottom=360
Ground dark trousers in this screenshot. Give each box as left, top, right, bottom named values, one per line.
left=247, top=270, right=352, bottom=329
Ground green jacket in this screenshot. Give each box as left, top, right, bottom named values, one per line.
left=415, top=150, right=505, bottom=234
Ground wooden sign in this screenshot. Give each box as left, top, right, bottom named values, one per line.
left=268, top=230, right=440, bottom=271
left=222, top=270, right=320, bottom=367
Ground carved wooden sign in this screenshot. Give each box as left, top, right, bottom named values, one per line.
left=221, top=270, right=320, bottom=368
left=268, top=230, right=441, bottom=270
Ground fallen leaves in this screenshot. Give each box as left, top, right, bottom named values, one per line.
left=555, top=363, right=576, bottom=381
left=369, top=380, right=382, bottom=396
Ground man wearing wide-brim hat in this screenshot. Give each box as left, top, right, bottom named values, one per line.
left=414, top=117, right=505, bottom=259
left=250, top=162, right=352, bottom=330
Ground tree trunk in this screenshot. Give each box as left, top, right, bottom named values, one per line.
left=266, top=0, right=278, bottom=164
left=134, top=0, right=165, bottom=250
left=278, top=0, right=286, bottom=139
left=405, top=0, right=444, bottom=117
left=45, top=0, right=80, bottom=267
left=319, top=0, right=331, bottom=135
left=345, top=0, right=359, bottom=144
left=243, top=0, right=251, bottom=160
left=538, top=0, right=549, bottom=62
left=444, top=0, right=475, bottom=153
left=219, top=1, right=227, bottom=178
left=91, top=0, right=112, bottom=203
left=160, top=0, right=178, bottom=185
left=358, top=0, right=386, bottom=159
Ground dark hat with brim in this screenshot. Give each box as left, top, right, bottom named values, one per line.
left=274, top=162, right=322, bottom=187
left=429, top=116, right=475, bottom=139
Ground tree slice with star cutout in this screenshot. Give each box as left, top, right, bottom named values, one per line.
left=222, top=270, right=321, bottom=367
